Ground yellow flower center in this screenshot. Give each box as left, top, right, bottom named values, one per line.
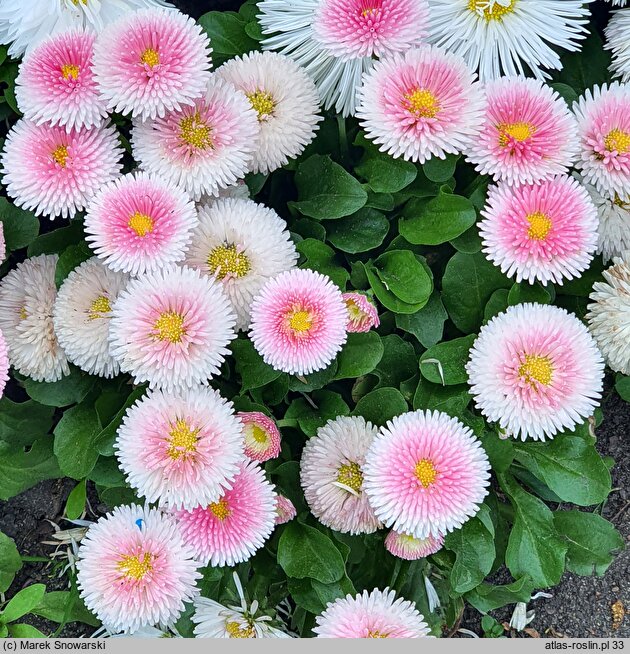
left=208, top=498, right=231, bottom=521
left=288, top=310, right=312, bottom=334
left=179, top=113, right=213, bottom=150
left=167, top=419, right=199, bottom=460
left=519, top=354, right=553, bottom=387
left=51, top=145, right=69, bottom=167
left=498, top=122, right=535, bottom=147
left=141, top=48, right=160, bottom=68
left=128, top=211, right=154, bottom=237
left=61, top=64, right=80, bottom=80
left=226, top=622, right=255, bottom=638
left=247, top=90, right=275, bottom=121
left=88, top=295, right=111, bottom=320
left=526, top=211, right=552, bottom=241
left=152, top=311, right=186, bottom=343
left=337, top=462, right=363, bottom=494
left=613, top=194, right=630, bottom=210
left=415, top=458, right=437, bottom=488
left=468, top=0, right=516, bottom=20
left=19, top=307, right=27, bottom=320
left=367, top=630, right=389, bottom=638
left=404, top=88, right=440, bottom=118
left=361, top=7, right=380, bottom=17
left=117, top=552, right=153, bottom=581
left=250, top=424, right=269, bottom=444
left=604, top=128, right=630, bottom=154
left=207, top=244, right=250, bottom=279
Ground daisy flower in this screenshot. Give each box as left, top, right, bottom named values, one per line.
left=0, top=222, right=5, bottom=265
left=605, top=0, right=629, bottom=4
left=108, top=265, right=236, bottom=391
left=343, top=293, right=380, bottom=333
left=85, top=172, right=198, bottom=276
left=216, top=51, right=321, bottom=174
left=479, top=175, right=599, bottom=285
left=94, top=8, right=211, bottom=120
left=15, top=29, right=107, bottom=131
left=53, top=258, right=129, bottom=378
left=0, top=254, right=69, bottom=383
left=467, top=303, right=604, bottom=441
left=573, top=83, right=630, bottom=202
left=175, top=460, right=277, bottom=567
left=76, top=504, right=201, bottom=634
left=363, top=410, right=490, bottom=539
left=606, top=8, right=630, bottom=84
left=1, top=120, right=123, bottom=219
left=183, top=198, right=297, bottom=331
left=356, top=45, right=484, bottom=163
left=0, top=330, right=9, bottom=398
left=300, top=416, right=382, bottom=535
left=587, top=258, right=630, bottom=375
left=131, top=77, right=259, bottom=201
left=427, top=0, right=591, bottom=82
left=275, top=495, right=297, bottom=525
left=249, top=269, right=348, bottom=376
left=467, top=76, right=578, bottom=186
left=385, top=530, right=444, bottom=561
left=238, top=411, right=282, bottom=462
left=115, top=387, right=243, bottom=510
left=314, top=588, right=430, bottom=638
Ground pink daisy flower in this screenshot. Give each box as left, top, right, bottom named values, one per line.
left=1, top=120, right=123, bottom=219
left=237, top=411, right=281, bottom=463
left=573, top=82, right=630, bottom=202
left=94, top=8, right=212, bottom=120
left=479, top=175, right=599, bottom=285
left=76, top=504, right=201, bottom=634
left=363, top=410, right=490, bottom=539
left=249, top=269, right=348, bottom=376
left=356, top=45, right=484, bottom=163
left=108, top=265, right=236, bottom=391
left=314, top=588, right=430, bottom=638
left=131, top=77, right=259, bottom=201
left=275, top=495, right=297, bottom=525
left=467, top=76, right=578, bottom=186
left=467, top=303, right=605, bottom=442
left=384, top=530, right=444, bottom=561
left=15, top=29, right=107, bottom=131
left=85, top=171, right=198, bottom=276
left=0, top=329, right=9, bottom=398
left=313, top=0, right=429, bottom=60
left=175, top=460, right=277, bottom=567
left=115, top=387, right=244, bottom=510
left=343, top=292, right=379, bottom=333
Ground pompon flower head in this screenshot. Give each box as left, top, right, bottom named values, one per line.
left=184, top=198, right=297, bottom=331
left=94, top=8, right=212, bottom=120
left=275, top=495, right=296, bottom=525
left=313, top=588, right=430, bottom=638
left=249, top=269, right=348, bottom=376
left=238, top=412, right=281, bottom=463
left=0, top=222, right=5, bottom=266
left=131, top=77, right=259, bottom=201
left=300, top=416, right=382, bottom=535
left=343, top=293, right=379, bottom=333
left=427, top=0, right=591, bottom=82
left=467, top=76, right=578, bottom=186
left=115, top=387, right=243, bottom=510
left=108, top=265, right=236, bottom=391
left=363, top=410, right=490, bottom=539
left=573, top=83, right=630, bottom=202
left=587, top=258, right=630, bottom=375
left=356, top=46, right=484, bottom=164
left=85, top=172, right=198, bottom=276
left=467, top=303, right=604, bottom=441
left=479, top=175, right=599, bottom=285
left=606, top=9, right=630, bottom=85
left=0, top=330, right=9, bottom=398
left=53, top=258, right=129, bottom=378
left=15, top=29, right=107, bottom=131
left=175, top=460, right=277, bottom=567
left=1, top=120, right=123, bottom=219
left=384, top=530, right=444, bottom=561
left=0, top=254, right=69, bottom=383
left=76, top=504, right=201, bottom=634
left=216, top=51, right=321, bottom=174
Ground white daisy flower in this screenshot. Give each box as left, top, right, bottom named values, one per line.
left=606, top=8, right=630, bottom=84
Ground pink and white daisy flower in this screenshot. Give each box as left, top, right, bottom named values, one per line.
left=175, top=460, right=277, bottom=567
left=0, top=329, right=9, bottom=398
left=238, top=411, right=281, bottom=463
left=115, top=387, right=243, bottom=510
left=357, top=46, right=484, bottom=163
left=314, top=588, right=430, bottom=638
left=131, top=77, right=259, bottom=201
left=573, top=83, right=630, bottom=202
left=76, top=504, right=201, bottom=634
left=342, top=293, right=379, bottom=333
left=94, top=8, right=211, bottom=120
left=300, top=416, right=382, bottom=535
left=364, top=410, right=490, bottom=539
left=384, top=530, right=444, bottom=561
left=15, top=29, right=107, bottom=131
left=1, top=120, right=123, bottom=219
left=85, top=171, right=198, bottom=276
left=467, top=303, right=605, bottom=441
left=275, top=495, right=297, bottom=525
left=467, top=76, right=578, bottom=186
left=108, top=265, right=236, bottom=391
left=479, top=175, right=599, bottom=285
left=249, top=269, right=348, bottom=376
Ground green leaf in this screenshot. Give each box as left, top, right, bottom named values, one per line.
left=288, top=576, right=355, bottom=615
left=465, top=577, right=535, bottom=614
left=0, top=197, right=39, bottom=251
left=285, top=390, right=349, bottom=437
left=335, top=332, right=384, bottom=380
left=450, top=224, right=482, bottom=254
left=615, top=374, right=630, bottom=402
left=373, top=250, right=432, bottom=305
left=0, top=398, right=54, bottom=447
left=325, top=208, right=389, bottom=253
left=55, top=242, right=93, bottom=288
left=288, top=362, right=338, bottom=393
left=373, top=334, right=416, bottom=389
left=94, top=385, right=146, bottom=457
left=23, top=365, right=95, bottom=407
left=483, top=288, right=510, bottom=322
left=365, top=264, right=428, bottom=314
left=395, top=292, right=447, bottom=348
left=290, top=155, right=367, bottom=220
left=355, top=152, right=417, bottom=194
left=478, top=432, right=514, bottom=473
left=65, top=479, right=86, bottom=520
left=297, top=238, right=349, bottom=289
left=232, top=338, right=281, bottom=392
left=8, top=624, right=46, bottom=638
left=0, top=531, right=21, bottom=593
left=413, top=379, right=471, bottom=417
left=550, top=83, right=578, bottom=107
left=419, top=335, right=476, bottom=386
left=33, top=590, right=99, bottom=626
left=353, top=387, right=408, bottom=426
left=198, top=12, right=258, bottom=62
left=0, top=439, right=62, bottom=501
left=53, top=402, right=101, bottom=479
left=278, top=522, right=345, bottom=583
left=508, top=282, right=551, bottom=306
left=2, top=584, right=46, bottom=623
left=27, top=219, right=85, bottom=257
left=423, top=155, right=459, bottom=183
